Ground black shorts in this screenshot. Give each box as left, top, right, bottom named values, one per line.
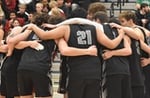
left=104, top=74, right=132, bottom=98
left=17, top=70, right=52, bottom=97
left=0, top=72, right=19, bottom=97
left=67, top=78, right=100, bottom=98
left=132, top=86, right=144, bottom=98
left=143, top=66, right=150, bottom=98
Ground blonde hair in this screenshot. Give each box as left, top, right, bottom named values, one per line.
left=49, top=0, right=58, bottom=8
left=18, top=4, right=27, bottom=9
left=36, top=3, right=44, bottom=8
left=50, top=8, right=62, bottom=16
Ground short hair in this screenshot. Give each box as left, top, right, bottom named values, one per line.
left=119, top=10, right=137, bottom=23
left=18, top=4, right=26, bottom=9
left=36, top=3, right=44, bottom=8
left=49, top=0, right=58, bottom=8
left=88, top=2, right=107, bottom=15
left=93, top=11, right=109, bottom=23
left=48, top=15, right=65, bottom=24
left=32, top=13, right=50, bottom=26
left=109, top=17, right=121, bottom=25
left=69, top=7, right=87, bottom=18
left=140, top=3, right=148, bottom=9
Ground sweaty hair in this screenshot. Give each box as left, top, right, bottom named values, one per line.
left=119, top=10, right=137, bottom=24
left=93, top=11, right=109, bottom=23
left=32, top=13, right=50, bottom=26
left=88, top=2, right=107, bottom=15
left=48, top=15, right=65, bottom=24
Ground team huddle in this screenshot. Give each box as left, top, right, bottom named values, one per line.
left=0, top=1, right=150, bottom=98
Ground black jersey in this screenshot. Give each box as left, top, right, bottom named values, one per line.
left=67, top=24, right=101, bottom=79
left=137, top=27, right=150, bottom=71
left=128, top=38, right=144, bottom=86
left=1, top=49, right=22, bottom=75
left=18, top=32, right=55, bottom=75
left=136, top=27, right=150, bottom=58
left=102, top=24, right=130, bottom=76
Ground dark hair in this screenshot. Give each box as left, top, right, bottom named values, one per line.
left=93, top=11, right=109, bottom=23
left=140, top=3, right=148, bottom=9
left=48, top=16, right=65, bottom=24
left=8, top=10, right=17, bottom=19
left=69, top=7, right=87, bottom=18
left=32, top=13, right=50, bottom=26
left=9, top=10, right=17, bottom=15
left=109, top=17, right=121, bottom=25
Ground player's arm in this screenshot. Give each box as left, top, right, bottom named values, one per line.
left=97, top=27, right=124, bottom=49
left=56, top=18, right=104, bottom=32
left=110, top=23, right=140, bottom=40
left=57, top=38, right=97, bottom=56
left=102, top=35, right=132, bottom=60
left=26, top=24, right=69, bottom=40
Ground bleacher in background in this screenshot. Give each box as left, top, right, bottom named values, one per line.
left=51, top=53, right=61, bottom=92
left=100, top=0, right=136, bottom=17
